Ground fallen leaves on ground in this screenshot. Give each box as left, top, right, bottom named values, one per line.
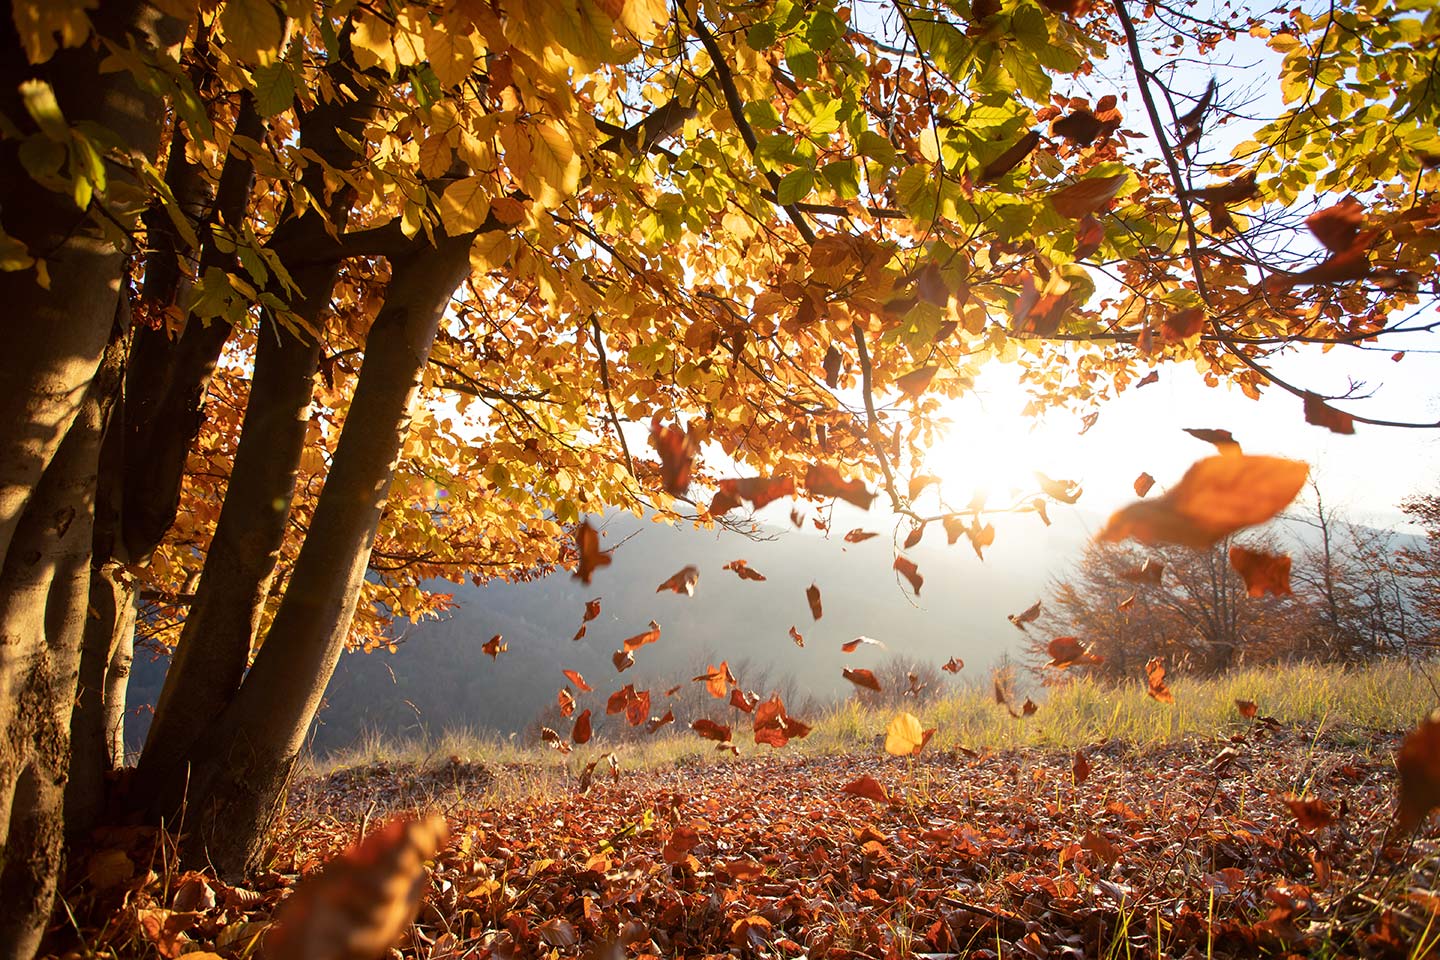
left=80, top=723, right=1439, bottom=960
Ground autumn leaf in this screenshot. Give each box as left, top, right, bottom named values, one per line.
left=1008, top=600, right=1042, bottom=629
left=606, top=685, right=635, bottom=715
left=1118, top=593, right=1136, bottom=611
left=841, top=636, right=885, bottom=653
left=841, top=775, right=890, bottom=803
left=1049, top=173, right=1127, bottom=219
left=805, top=463, right=876, bottom=509
left=572, top=520, right=611, bottom=585
left=1397, top=712, right=1440, bottom=831
left=893, top=555, right=923, bottom=596
left=1235, top=698, right=1258, bottom=719
left=842, top=667, right=882, bottom=692
left=562, top=668, right=592, bottom=692
left=711, top=476, right=796, bottom=515
left=264, top=815, right=448, bottom=960
left=788, top=625, right=804, bottom=647
left=650, top=418, right=697, bottom=495
left=894, top=365, right=938, bottom=398
left=621, top=620, right=661, bottom=652
left=646, top=709, right=674, bottom=733
left=844, top=528, right=879, bottom=543
left=1136, top=370, right=1159, bottom=388
left=1019, top=698, right=1038, bottom=718
left=753, top=693, right=811, bottom=747
left=1047, top=636, right=1103, bottom=668
left=941, top=656, right=964, bottom=673
left=722, top=559, right=767, bottom=581
left=1051, top=108, right=1105, bottom=146
left=662, top=825, right=701, bottom=864
left=1145, top=657, right=1175, bottom=703
left=1099, top=455, right=1309, bottom=549
left=884, top=712, right=935, bottom=757
left=1161, top=307, right=1206, bottom=343
left=1176, top=79, right=1215, bottom=131
left=571, top=624, right=587, bottom=641
left=806, top=583, right=823, bottom=620
left=1306, top=197, right=1364, bottom=253
left=979, top=129, right=1040, bottom=182
left=1134, top=472, right=1155, bottom=497
left=1303, top=393, right=1356, bottom=435
left=612, top=649, right=634, bottom=672
left=1183, top=427, right=1241, bottom=454
left=690, top=718, right=731, bottom=743
left=539, top=727, right=571, bottom=754
left=1229, top=546, right=1292, bottom=596
left=903, top=524, right=924, bottom=548
left=1035, top=472, right=1082, bottom=503
left=481, top=634, right=506, bottom=658
left=1120, top=558, right=1164, bottom=585
left=1073, top=750, right=1091, bottom=786
left=625, top=689, right=651, bottom=727
left=1187, top=173, right=1257, bottom=205
left=908, top=474, right=940, bottom=500
left=1080, top=831, right=1121, bottom=865
left=656, top=565, right=700, bottom=595
left=823, top=345, right=842, bottom=387
left=694, top=662, right=731, bottom=698
left=1284, top=795, right=1336, bottom=831
left=557, top=688, right=575, bottom=718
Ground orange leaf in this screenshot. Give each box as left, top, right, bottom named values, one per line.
left=646, top=709, right=675, bottom=733
left=656, top=565, right=700, bottom=595
left=1073, top=750, right=1091, bottom=786
left=941, top=656, right=964, bottom=673
left=1306, top=197, right=1364, bottom=253
left=893, top=554, right=923, bottom=596
left=572, top=520, right=611, bottom=585
left=840, top=774, right=890, bottom=803
left=625, top=689, right=651, bottom=727
left=612, top=649, right=635, bottom=672
left=1133, top=472, right=1155, bottom=497
left=1183, top=427, right=1241, bottom=454
left=788, top=625, right=804, bottom=647
left=1120, top=558, right=1164, bottom=585
left=805, top=463, right=876, bottom=510
left=843, top=667, right=882, bottom=692
left=1049, top=173, right=1127, bottom=219
left=841, top=636, right=884, bottom=653
left=1397, top=712, right=1440, bottom=831
left=710, top=476, right=796, bottom=515
left=1228, top=546, right=1293, bottom=596
left=844, top=528, right=879, bottom=543
left=1099, top=455, right=1308, bottom=549
left=1047, top=636, right=1103, bottom=668
left=1161, top=307, right=1206, bottom=343
left=722, top=559, right=767, bottom=581
left=662, top=825, right=701, bottom=864
left=481, top=634, right=506, bottom=659
left=582, top=598, right=601, bottom=621
left=806, top=583, right=823, bottom=620
left=1144, top=657, right=1175, bottom=704
left=1303, top=393, right=1355, bottom=435
left=1235, top=698, right=1258, bottom=719
left=895, top=365, right=939, bottom=398
left=908, top=474, right=940, bottom=500
left=650, top=418, right=697, bottom=495
left=1008, top=600, right=1042, bottom=629
left=562, top=668, right=592, bottom=692
left=621, top=620, right=661, bottom=652
left=557, top=688, right=575, bottom=718
left=690, top=718, right=731, bottom=743
left=1284, top=794, right=1336, bottom=831
left=753, top=693, right=811, bottom=747
left=979, top=130, right=1041, bottom=182
left=1050, top=108, right=1104, bottom=145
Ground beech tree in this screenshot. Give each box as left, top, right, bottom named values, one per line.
left=1, top=0, right=1437, bottom=956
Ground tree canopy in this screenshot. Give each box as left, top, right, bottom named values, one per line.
left=1, top=0, right=1437, bottom=955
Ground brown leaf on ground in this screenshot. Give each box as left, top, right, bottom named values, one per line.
left=1073, top=751, right=1091, bottom=786
left=264, top=815, right=448, bottom=960
left=1229, top=546, right=1293, bottom=597
left=1099, top=455, right=1308, bottom=548
left=840, top=775, right=890, bottom=803
left=1284, top=795, right=1336, bottom=831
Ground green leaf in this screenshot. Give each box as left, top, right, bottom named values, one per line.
left=822, top=160, right=860, bottom=199
left=19, top=80, right=68, bottom=139
left=251, top=61, right=295, bottom=117
left=776, top=168, right=815, bottom=205
left=746, top=20, right=777, bottom=50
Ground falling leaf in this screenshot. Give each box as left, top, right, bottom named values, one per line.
left=656, top=565, right=700, bottom=595
left=1284, top=795, right=1336, bottom=831
left=612, top=649, right=635, bottom=672
left=572, top=521, right=612, bottom=585
left=583, top=598, right=601, bottom=621
left=690, top=718, right=732, bottom=743
left=722, top=559, right=767, bottom=581
left=842, top=667, right=882, bottom=692
left=979, top=129, right=1041, bottom=182
left=1306, top=197, right=1364, bottom=253
left=805, top=463, right=876, bottom=509
left=884, top=712, right=935, bottom=756
left=1074, top=215, right=1105, bottom=259
left=904, top=672, right=929, bottom=698
left=606, top=685, right=635, bottom=715
left=993, top=676, right=1010, bottom=705
left=1188, top=173, right=1257, bottom=205
left=557, top=688, right=575, bottom=718
left=562, top=668, right=592, bottom=692
left=1035, top=472, right=1082, bottom=503
left=481, top=634, right=506, bottom=659
left=625, top=689, right=651, bottom=727
left=941, top=657, right=964, bottom=673
left=788, top=625, right=804, bottom=647
left=1176, top=79, right=1215, bottom=131
left=264, top=815, right=448, bottom=960
left=1229, top=546, right=1292, bottom=596
left=895, top=365, right=939, bottom=398
left=844, top=528, right=879, bottom=543
left=1048, top=636, right=1103, bottom=668
left=1145, top=657, right=1175, bottom=703
left=1303, top=393, right=1355, bottom=435
left=1049, top=173, right=1127, bottom=219
left=1161, top=307, right=1206, bottom=343
left=806, top=583, right=823, bottom=620
left=753, top=694, right=811, bottom=747
left=841, top=636, right=885, bottom=653
left=1183, top=427, right=1241, bottom=454
left=540, top=727, right=572, bottom=754
left=1136, top=370, right=1159, bottom=388
left=1099, top=455, right=1309, bottom=549
left=1051, top=108, right=1104, bottom=145
left=646, top=709, right=675, bottom=733
left=1134, top=472, right=1155, bottom=497
left=841, top=775, right=890, bottom=803
left=1120, top=558, right=1164, bottom=585
left=1397, top=712, right=1440, bottom=831
left=650, top=418, right=697, bottom=495
left=1073, top=750, right=1091, bottom=786
left=1235, top=699, right=1258, bottom=719
left=1008, top=600, right=1042, bottom=629
left=694, top=662, right=731, bottom=698
left=621, top=620, right=661, bottom=652
left=711, top=476, right=796, bottom=515
left=893, top=555, right=923, bottom=595
left=823, top=345, right=843, bottom=387
left=571, top=624, right=587, bottom=641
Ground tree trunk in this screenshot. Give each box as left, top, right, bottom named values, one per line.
left=176, top=231, right=473, bottom=877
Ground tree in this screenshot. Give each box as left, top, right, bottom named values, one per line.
left=2, top=0, right=1437, bottom=955
left=1399, top=491, right=1440, bottom=650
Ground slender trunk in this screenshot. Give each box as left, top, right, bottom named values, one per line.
left=178, top=232, right=472, bottom=877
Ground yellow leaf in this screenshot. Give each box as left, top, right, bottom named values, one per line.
left=421, top=20, right=478, bottom=88
left=349, top=11, right=396, bottom=74
left=439, top=176, right=491, bottom=235
left=527, top=121, right=581, bottom=207
left=10, top=0, right=97, bottom=63
left=884, top=712, right=927, bottom=757
left=469, top=231, right=515, bottom=272
left=219, top=0, right=286, bottom=66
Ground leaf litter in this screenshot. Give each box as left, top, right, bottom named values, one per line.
left=66, top=720, right=1440, bottom=960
